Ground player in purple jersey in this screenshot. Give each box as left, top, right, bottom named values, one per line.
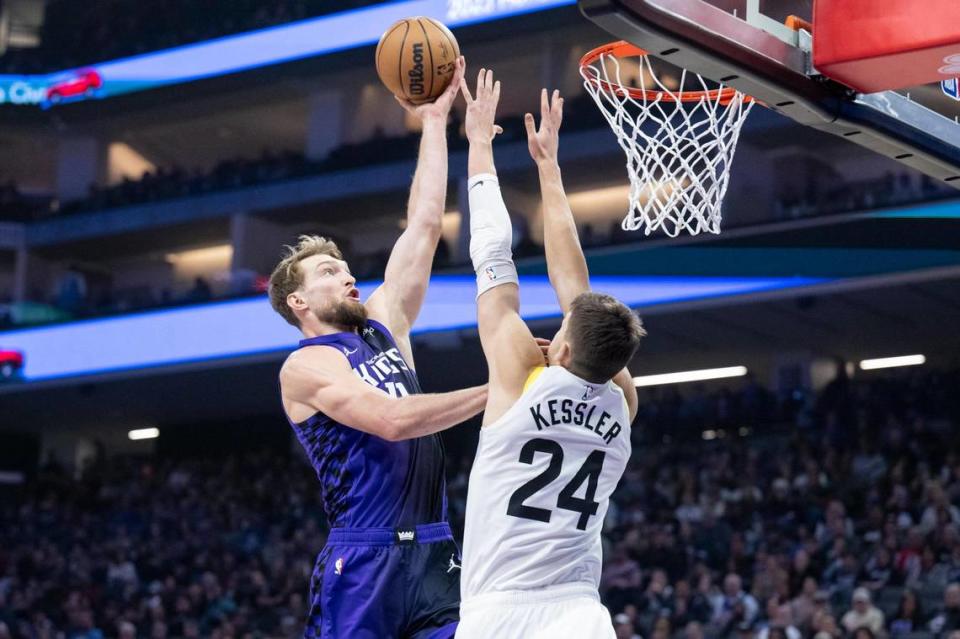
left=268, top=58, right=486, bottom=639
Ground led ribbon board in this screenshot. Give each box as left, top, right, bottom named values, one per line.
left=0, top=274, right=824, bottom=382
left=0, top=0, right=575, bottom=108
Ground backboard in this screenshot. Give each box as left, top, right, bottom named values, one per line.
left=578, top=0, right=960, bottom=187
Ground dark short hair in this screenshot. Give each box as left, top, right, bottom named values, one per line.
left=567, top=292, right=646, bottom=383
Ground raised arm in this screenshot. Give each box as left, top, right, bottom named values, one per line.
left=524, top=89, right=589, bottom=314
left=463, top=68, right=543, bottom=425
left=526, top=89, right=639, bottom=419
left=280, top=346, right=486, bottom=441
left=366, top=58, right=465, bottom=355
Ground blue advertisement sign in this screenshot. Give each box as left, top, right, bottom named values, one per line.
left=0, top=274, right=823, bottom=383
left=0, top=0, right=574, bottom=108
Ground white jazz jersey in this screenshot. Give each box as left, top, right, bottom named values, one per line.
left=461, top=365, right=631, bottom=601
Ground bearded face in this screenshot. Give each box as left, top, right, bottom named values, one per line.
left=314, top=296, right=368, bottom=332
left=291, top=254, right=365, bottom=333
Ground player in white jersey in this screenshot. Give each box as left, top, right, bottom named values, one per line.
left=455, top=68, right=646, bottom=638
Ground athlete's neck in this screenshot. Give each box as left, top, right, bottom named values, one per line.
left=563, top=363, right=608, bottom=385
left=299, top=318, right=360, bottom=339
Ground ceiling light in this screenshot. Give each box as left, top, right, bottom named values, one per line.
left=128, top=428, right=160, bottom=440
left=633, top=365, right=748, bottom=387
left=859, top=354, right=925, bottom=370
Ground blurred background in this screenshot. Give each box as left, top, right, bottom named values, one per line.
left=0, top=1, right=959, bottom=638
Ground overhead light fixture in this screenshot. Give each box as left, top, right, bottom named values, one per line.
left=128, top=427, right=160, bottom=441
left=634, top=365, right=748, bottom=387
left=859, top=354, right=926, bottom=370
left=165, top=244, right=233, bottom=264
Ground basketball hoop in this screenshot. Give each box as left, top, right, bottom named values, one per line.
left=580, top=42, right=756, bottom=237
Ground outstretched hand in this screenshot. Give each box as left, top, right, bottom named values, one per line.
left=396, top=56, right=465, bottom=122
left=461, top=67, right=503, bottom=144
left=524, top=88, right=563, bottom=165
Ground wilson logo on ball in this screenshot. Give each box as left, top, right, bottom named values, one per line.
left=409, top=43, right=425, bottom=97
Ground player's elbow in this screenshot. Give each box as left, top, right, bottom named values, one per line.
left=380, top=410, right=418, bottom=442
left=408, top=213, right=443, bottom=240
left=354, top=393, right=420, bottom=441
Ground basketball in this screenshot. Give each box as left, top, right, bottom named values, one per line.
left=375, top=17, right=460, bottom=104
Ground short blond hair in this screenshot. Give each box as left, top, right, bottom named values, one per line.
left=268, top=235, right=343, bottom=327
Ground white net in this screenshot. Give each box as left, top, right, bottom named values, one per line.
left=581, top=47, right=754, bottom=237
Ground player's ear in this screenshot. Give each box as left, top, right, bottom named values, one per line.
left=555, top=340, right=573, bottom=368
left=287, top=291, right=308, bottom=312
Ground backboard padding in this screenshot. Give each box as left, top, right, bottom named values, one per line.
left=578, top=0, right=960, bottom=185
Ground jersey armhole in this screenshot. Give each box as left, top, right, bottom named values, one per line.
left=481, top=366, right=548, bottom=432
left=607, top=382, right=633, bottom=432
left=522, top=366, right=547, bottom=394
left=281, top=344, right=351, bottom=426
left=366, top=318, right=416, bottom=373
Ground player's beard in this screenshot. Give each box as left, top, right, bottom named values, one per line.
left=316, top=298, right=368, bottom=332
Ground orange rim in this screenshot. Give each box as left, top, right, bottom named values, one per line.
left=784, top=15, right=813, bottom=32
left=579, top=41, right=755, bottom=105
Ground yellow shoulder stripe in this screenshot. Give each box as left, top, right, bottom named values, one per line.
left=523, top=366, right=546, bottom=394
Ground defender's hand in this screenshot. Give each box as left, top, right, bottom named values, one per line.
left=524, top=88, right=563, bottom=165
left=461, top=67, right=503, bottom=144
left=534, top=337, right=551, bottom=365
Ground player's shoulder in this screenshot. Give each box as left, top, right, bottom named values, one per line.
left=280, top=344, right=349, bottom=382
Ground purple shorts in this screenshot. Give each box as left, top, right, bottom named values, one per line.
left=303, top=522, right=461, bottom=639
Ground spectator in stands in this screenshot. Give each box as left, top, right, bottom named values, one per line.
left=842, top=587, right=886, bottom=636
left=603, top=543, right=644, bottom=615
left=862, top=546, right=896, bottom=593
left=757, top=595, right=802, bottom=639
left=614, top=612, right=644, bottom=639
left=812, top=611, right=842, bottom=639
left=789, top=550, right=817, bottom=596
left=908, top=546, right=952, bottom=593
left=920, top=483, right=960, bottom=534
left=713, top=574, right=760, bottom=633
left=645, top=616, right=670, bottom=639
left=898, top=529, right=928, bottom=582
left=824, top=550, right=860, bottom=599
left=790, top=578, right=822, bottom=632
left=673, top=577, right=714, bottom=628
left=752, top=555, right=789, bottom=604
left=65, top=607, right=103, bottom=639
left=930, top=584, right=960, bottom=637
left=889, top=589, right=925, bottom=636
left=643, top=568, right=674, bottom=618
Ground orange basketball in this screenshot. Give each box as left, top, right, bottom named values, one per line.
left=375, top=17, right=460, bottom=105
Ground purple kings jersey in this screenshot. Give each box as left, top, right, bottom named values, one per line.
left=287, top=319, right=448, bottom=529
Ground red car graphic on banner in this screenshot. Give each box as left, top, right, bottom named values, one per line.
left=46, top=69, right=103, bottom=103
left=0, top=348, right=24, bottom=380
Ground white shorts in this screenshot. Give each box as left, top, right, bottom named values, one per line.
left=456, top=584, right=615, bottom=639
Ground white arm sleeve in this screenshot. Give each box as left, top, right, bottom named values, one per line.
left=468, top=173, right=519, bottom=298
